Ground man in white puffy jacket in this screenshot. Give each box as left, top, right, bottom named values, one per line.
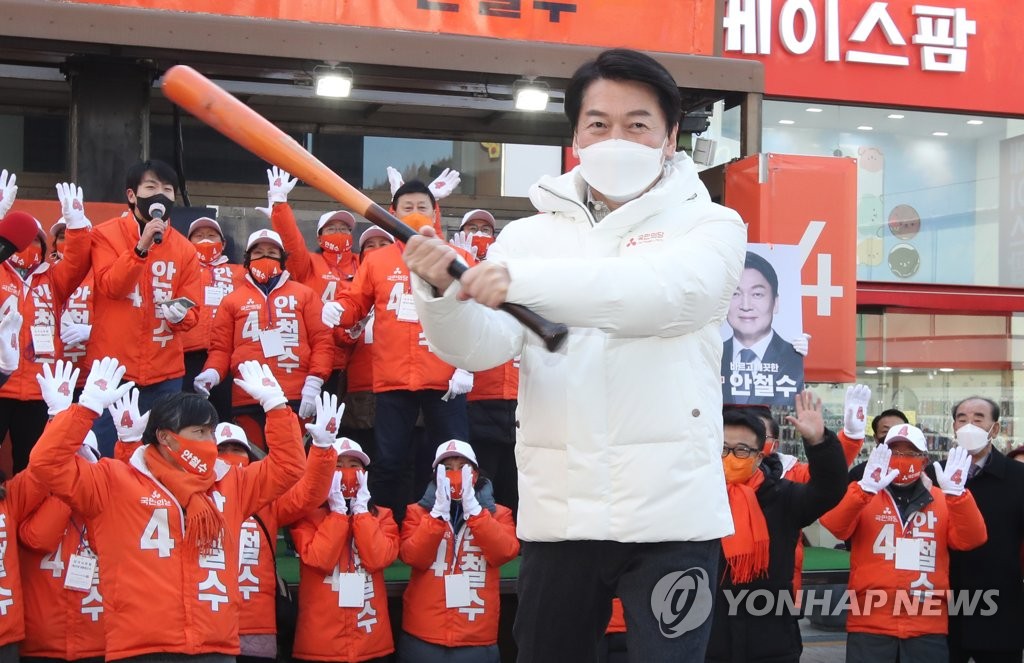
left=403, top=48, right=747, bottom=662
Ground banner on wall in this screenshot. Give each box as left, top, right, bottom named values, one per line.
left=999, top=134, right=1024, bottom=287
left=722, top=0, right=1024, bottom=116
left=64, top=0, right=716, bottom=55
left=724, top=153, right=858, bottom=384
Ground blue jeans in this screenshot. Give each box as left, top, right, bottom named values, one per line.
left=371, top=389, right=468, bottom=523
left=92, top=378, right=183, bottom=458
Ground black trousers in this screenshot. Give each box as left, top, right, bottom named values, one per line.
left=948, top=645, right=1024, bottom=663
left=0, top=398, right=50, bottom=473
left=183, top=350, right=232, bottom=424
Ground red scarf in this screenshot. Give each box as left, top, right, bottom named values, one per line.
left=721, top=469, right=770, bottom=584
left=144, top=445, right=225, bottom=554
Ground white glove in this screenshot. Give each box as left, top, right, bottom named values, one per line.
left=36, top=360, right=80, bottom=416
left=351, top=470, right=371, bottom=515
left=304, top=391, right=345, bottom=448
left=430, top=465, right=451, bottom=521
left=267, top=166, right=297, bottom=204
left=0, top=305, right=22, bottom=374
left=843, top=384, right=872, bottom=440
left=108, top=388, right=150, bottom=442
left=321, top=301, right=344, bottom=328
left=858, top=445, right=900, bottom=494
left=298, top=375, right=324, bottom=419
left=461, top=464, right=481, bottom=519
left=55, top=182, right=91, bottom=230
left=934, top=446, right=972, bottom=497
left=78, top=357, right=134, bottom=416
left=792, top=333, right=811, bottom=357
left=327, top=471, right=348, bottom=514
left=193, top=368, right=221, bottom=397
left=234, top=361, right=288, bottom=412
left=386, top=166, right=405, bottom=197
left=255, top=195, right=273, bottom=219
left=428, top=168, right=461, bottom=200
left=442, top=368, right=474, bottom=402
left=450, top=231, right=479, bottom=260
left=160, top=302, right=188, bottom=324
left=60, top=319, right=91, bottom=346
left=0, top=170, right=17, bottom=218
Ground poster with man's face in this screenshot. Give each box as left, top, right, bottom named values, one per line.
left=720, top=244, right=805, bottom=406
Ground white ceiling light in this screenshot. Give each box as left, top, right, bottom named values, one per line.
left=513, top=79, right=550, bottom=111
left=939, top=367, right=955, bottom=372
left=315, top=68, right=353, bottom=98
left=805, top=107, right=824, bottom=113
left=858, top=125, right=874, bottom=131
left=778, top=119, right=795, bottom=125
left=932, top=131, right=949, bottom=136
left=899, top=368, right=914, bottom=373
left=966, top=120, right=984, bottom=125
left=887, top=114, right=905, bottom=119
left=864, top=369, right=878, bottom=375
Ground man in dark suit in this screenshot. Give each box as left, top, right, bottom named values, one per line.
left=946, top=396, right=1024, bottom=663
left=722, top=251, right=804, bottom=405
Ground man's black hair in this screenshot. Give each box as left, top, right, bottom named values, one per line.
left=743, top=251, right=779, bottom=299
left=391, top=180, right=436, bottom=211
left=564, top=48, right=682, bottom=135
left=723, top=408, right=767, bottom=450
left=951, top=396, right=1000, bottom=423
left=125, top=159, right=179, bottom=193
left=723, top=404, right=778, bottom=438
left=143, top=392, right=218, bottom=445
left=870, top=409, right=909, bottom=436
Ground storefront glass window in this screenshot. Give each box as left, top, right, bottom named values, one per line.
left=361, top=136, right=503, bottom=196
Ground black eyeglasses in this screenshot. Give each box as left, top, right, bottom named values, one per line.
left=722, top=445, right=758, bottom=459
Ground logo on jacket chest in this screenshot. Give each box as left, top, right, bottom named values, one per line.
left=625, top=231, right=665, bottom=248
left=140, top=489, right=173, bottom=508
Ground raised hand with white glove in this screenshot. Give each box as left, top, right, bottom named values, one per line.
left=193, top=368, right=221, bottom=397
left=450, top=231, right=478, bottom=260
left=0, top=304, right=23, bottom=374
left=0, top=169, right=17, bottom=218
left=351, top=470, right=371, bottom=515
left=36, top=360, right=81, bottom=416
left=109, top=388, right=150, bottom=442
left=460, top=464, right=482, bottom=519
left=234, top=361, right=288, bottom=412
left=267, top=166, right=298, bottom=204
left=159, top=301, right=188, bottom=325
left=60, top=310, right=91, bottom=346
left=858, top=444, right=900, bottom=494
left=321, top=301, right=344, bottom=328
left=791, top=333, right=811, bottom=357
left=298, top=375, right=325, bottom=419
left=442, top=368, right=473, bottom=402
left=304, top=391, right=345, bottom=448
left=386, top=166, right=405, bottom=197
left=934, top=446, right=972, bottom=497
left=428, top=168, right=461, bottom=200
left=327, top=471, right=348, bottom=514
left=843, top=384, right=872, bottom=440
left=55, top=182, right=91, bottom=230
left=78, top=357, right=135, bottom=416
left=430, top=465, right=451, bottom=522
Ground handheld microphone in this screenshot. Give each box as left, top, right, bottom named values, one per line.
left=150, top=202, right=166, bottom=245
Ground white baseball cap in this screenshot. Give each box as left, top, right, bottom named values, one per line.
left=188, top=217, right=224, bottom=240
left=432, top=439, right=478, bottom=468
left=358, top=226, right=395, bottom=251
left=215, top=423, right=253, bottom=452
left=317, top=210, right=356, bottom=234
left=335, top=437, right=371, bottom=466
left=246, top=229, right=285, bottom=252
left=460, top=209, right=495, bottom=231
left=884, top=423, right=928, bottom=452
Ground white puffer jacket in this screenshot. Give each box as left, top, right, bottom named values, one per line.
left=412, top=153, right=746, bottom=543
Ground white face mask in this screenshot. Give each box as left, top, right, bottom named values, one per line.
left=955, top=423, right=993, bottom=454
left=577, top=138, right=668, bottom=203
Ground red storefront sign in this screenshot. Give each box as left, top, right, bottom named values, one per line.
left=725, top=153, right=858, bottom=383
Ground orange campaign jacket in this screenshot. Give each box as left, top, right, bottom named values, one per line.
left=180, top=257, right=247, bottom=354
left=290, top=506, right=400, bottom=662
left=336, top=243, right=471, bottom=394
left=0, top=471, right=49, bottom=648
left=236, top=444, right=336, bottom=637
left=399, top=504, right=519, bottom=648
left=18, top=496, right=105, bottom=660
left=88, top=214, right=202, bottom=386
left=203, top=273, right=333, bottom=409
left=821, top=482, right=988, bottom=638
left=468, top=359, right=519, bottom=402
left=272, top=203, right=359, bottom=373
left=343, top=313, right=374, bottom=393
left=0, top=227, right=91, bottom=401
left=59, top=273, right=95, bottom=389
left=28, top=404, right=306, bottom=661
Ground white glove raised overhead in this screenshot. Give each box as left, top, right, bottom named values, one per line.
left=78, top=357, right=134, bottom=416
left=792, top=333, right=811, bottom=357
left=267, top=166, right=298, bottom=204
left=327, top=471, right=348, bottom=514
left=55, top=182, right=91, bottom=230
left=108, top=388, right=150, bottom=442
left=234, top=361, right=288, bottom=412
left=304, top=391, right=345, bottom=448
left=298, top=375, right=324, bottom=419
left=450, top=231, right=479, bottom=260
left=159, top=302, right=188, bottom=325
left=0, top=169, right=17, bottom=218
left=193, top=368, right=221, bottom=397
left=461, top=464, right=482, bottom=519
left=442, top=368, right=474, bottom=402
left=858, top=444, right=900, bottom=494
left=934, top=446, right=972, bottom=497
left=386, top=166, right=405, bottom=197
left=430, top=465, right=451, bottom=522
left=36, top=360, right=80, bottom=416
left=0, top=305, right=23, bottom=374
left=428, top=168, right=461, bottom=200
left=321, top=301, right=344, bottom=328
left=843, top=384, right=872, bottom=440
left=351, top=470, right=371, bottom=515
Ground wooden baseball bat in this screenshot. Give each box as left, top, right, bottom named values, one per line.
left=161, top=65, right=568, bottom=352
